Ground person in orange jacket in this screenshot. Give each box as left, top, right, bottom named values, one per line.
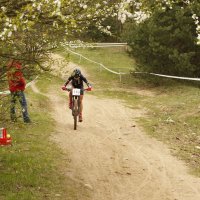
left=7, top=59, right=31, bottom=123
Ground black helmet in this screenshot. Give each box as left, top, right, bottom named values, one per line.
left=73, top=68, right=81, bottom=77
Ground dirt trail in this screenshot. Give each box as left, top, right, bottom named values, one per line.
left=32, top=55, right=200, bottom=200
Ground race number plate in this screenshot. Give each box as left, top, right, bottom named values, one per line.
left=72, top=88, right=81, bottom=96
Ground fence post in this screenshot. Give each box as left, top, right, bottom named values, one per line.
left=119, top=70, right=122, bottom=82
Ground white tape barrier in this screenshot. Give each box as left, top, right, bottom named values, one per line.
left=135, top=72, right=200, bottom=81
left=65, top=42, right=127, bottom=45
left=95, top=43, right=127, bottom=45
left=0, top=76, right=39, bottom=95
left=69, top=45, right=127, bottom=48
left=0, top=90, right=10, bottom=95
left=151, top=73, right=200, bottom=81
left=65, top=43, right=127, bottom=48
left=66, top=48, right=127, bottom=75
left=67, top=48, right=200, bottom=82
left=25, top=76, right=39, bottom=87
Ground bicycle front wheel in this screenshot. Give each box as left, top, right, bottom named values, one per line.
left=73, top=99, right=78, bottom=130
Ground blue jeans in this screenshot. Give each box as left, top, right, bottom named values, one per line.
left=10, top=91, right=31, bottom=122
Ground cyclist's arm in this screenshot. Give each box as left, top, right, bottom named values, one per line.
left=64, top=76, right=73, bottom=86
left=81, top=75, right=91, bottom=87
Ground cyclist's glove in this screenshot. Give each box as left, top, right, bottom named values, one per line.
left=61, top=86, right=67, bottom=90
left=87, top=83, right=92, bottom=91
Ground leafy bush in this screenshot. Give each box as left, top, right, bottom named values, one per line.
left=122, top=3, right=200, bottom=77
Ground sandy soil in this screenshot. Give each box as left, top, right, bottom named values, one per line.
left=31, top=54, right=200, bottom=200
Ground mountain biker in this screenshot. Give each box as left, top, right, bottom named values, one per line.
left=62, top=68, right=92, bottom=122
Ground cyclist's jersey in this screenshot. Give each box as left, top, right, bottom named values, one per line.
left=67, top=74, right=89, bottom=89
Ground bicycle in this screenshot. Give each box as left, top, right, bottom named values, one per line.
left=62, top=86, right=91, bottom=130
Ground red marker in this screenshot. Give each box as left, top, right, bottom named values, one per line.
left=0, top=128, right=12, bottom=145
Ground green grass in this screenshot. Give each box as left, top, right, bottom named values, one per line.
left=68, top=47, right=135, bottom=72
left=35, top=72, right=64, bottom=93
left=92, top=89, right=143, bottom=109
left=61, top=47, right=200, bottom=177
left=139, top=85, right=200, bottom=175
left=58, top=47, right=137, bottom=89
left=0, top=72, right=90, bottom=200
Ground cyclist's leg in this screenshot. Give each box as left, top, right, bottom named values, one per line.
left=69, top=91, right=73, bottom=109
left=79, top=95, right=83, bottom=122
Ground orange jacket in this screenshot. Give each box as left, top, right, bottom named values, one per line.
left=7, top=60, right=26, bottom=92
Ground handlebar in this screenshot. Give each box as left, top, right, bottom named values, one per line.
left=61, top=86, right=92, bottom=92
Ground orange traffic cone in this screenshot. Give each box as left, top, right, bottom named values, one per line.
left=0, top=128, right=12, bottom=146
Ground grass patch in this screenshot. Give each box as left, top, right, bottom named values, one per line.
left=92, top=89, right=143, bottom=109
left=0, top=72, right=90, bottom=200
left=59, top=47, right=137, bottom=89
left=61, top=47, right=135, bottom=72
left=139, top=85, right=200, bottom=176
left=34, top=72, right=64, bottom=94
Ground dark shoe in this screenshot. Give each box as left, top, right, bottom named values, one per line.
left=24, top=119, right=31, bottom=123
left=79, top=114, right=83, bottom=122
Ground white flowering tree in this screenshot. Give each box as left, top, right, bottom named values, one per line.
left=0, top=0, right=128, bottom=69
left=0, top=0, right=124, bottom=122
